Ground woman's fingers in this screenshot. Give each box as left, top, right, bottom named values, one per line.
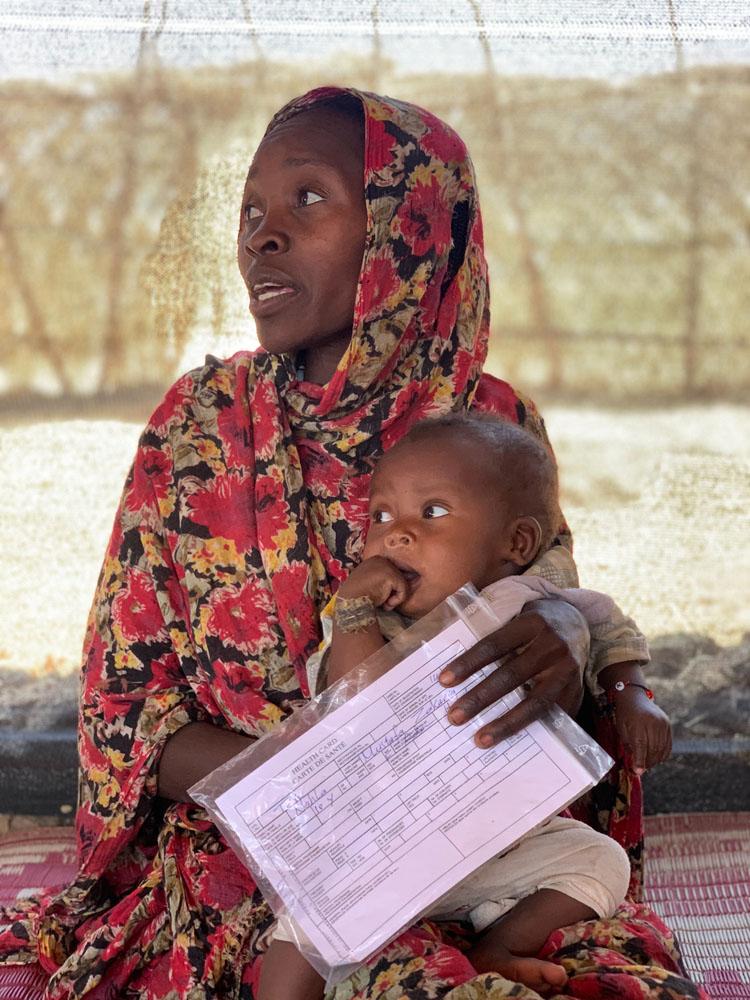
left=440, top=612, right=582, bottom=746
left=440, top=613, right=563, bottom=689
left=472, top=679, right=560, bottom=747
left=447, top=654, right=566, bottom=726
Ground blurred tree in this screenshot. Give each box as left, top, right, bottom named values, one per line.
left=0, top=52, right=748, bottom=401
left=469, top=0, right=559, bottom=391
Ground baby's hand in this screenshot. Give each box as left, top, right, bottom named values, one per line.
left=338, top=556, right=409, bottom=611
left=613, top=688, right=672, bottom=775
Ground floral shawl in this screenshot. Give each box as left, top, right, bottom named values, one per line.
left=0, top=88, right=704, bottom=1000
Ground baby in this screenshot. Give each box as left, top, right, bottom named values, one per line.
left=259, top=414, right=670, bottom=999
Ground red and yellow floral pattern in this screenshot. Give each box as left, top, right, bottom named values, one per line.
left=0, top=88, right=704, bottom=1000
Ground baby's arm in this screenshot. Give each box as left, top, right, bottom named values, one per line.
left=597, top=657, right=671, bottom=774
left=327, top=557, right=409, bottom=687
left=585, top=602, right=671, bottom=771
left=525, top=546, right=671, bottom=772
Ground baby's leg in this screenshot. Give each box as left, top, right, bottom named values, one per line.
left=467, top=889, right=593, bottom=990
left=461, top=817, right=631, bottom=991
left=259, top=913, right=325, bottom=1000
left=258, top=939, right=325, bottom=1000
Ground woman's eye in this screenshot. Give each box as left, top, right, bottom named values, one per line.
left=243, top=204, right=262, bottom=223
left=372, top=510, right=394, bottom=524
left=424, top=504, right=449, bottom=519
left=299, top=189, right=324, bottom=207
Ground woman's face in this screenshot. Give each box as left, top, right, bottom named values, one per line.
left=238, top=106, right=367, bottom=383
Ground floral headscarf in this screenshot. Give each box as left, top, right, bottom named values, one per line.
left=268, top=88, right=489, bottom=420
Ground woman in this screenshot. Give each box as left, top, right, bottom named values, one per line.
left=1, top=87, right=697, bottom=999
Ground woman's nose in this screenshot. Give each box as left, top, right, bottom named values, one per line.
left=244, top=216, right=290, bottom=257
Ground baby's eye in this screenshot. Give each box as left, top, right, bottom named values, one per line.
left=299, top=189, right=324, bottom=207
left=372, top=510, right=394, bottom=524
left=424, top=504, right=449, bottom=519
left=243, top=203, right=262, bottom=223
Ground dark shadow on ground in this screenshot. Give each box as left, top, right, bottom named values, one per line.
left=648, top=632, right=750, bottom=740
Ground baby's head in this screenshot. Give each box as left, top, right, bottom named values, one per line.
left=363, top=414, right=560, bottom=618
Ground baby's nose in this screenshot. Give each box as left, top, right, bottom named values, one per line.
left=385, top=525, right=414, bottom=547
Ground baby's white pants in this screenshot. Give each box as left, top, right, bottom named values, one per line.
left=272, top=815, right=630, bottom=947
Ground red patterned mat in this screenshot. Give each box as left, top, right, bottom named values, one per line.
left=643, top=812, right=750, bottom=1000
left=0, top=815, right=748, bottom=998
left=0, top=829, right=75, bottom=910
left=0, top=829, right=75, bottom=1000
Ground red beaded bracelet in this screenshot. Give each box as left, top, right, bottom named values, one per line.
left=608, top=680, right=654, bottom=699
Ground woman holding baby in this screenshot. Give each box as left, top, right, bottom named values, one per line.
left=0, top=88, right=690, bottom=999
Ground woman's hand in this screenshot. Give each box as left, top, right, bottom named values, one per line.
left=438, top=601, right=589, bottom=748
left=612, top=688, right=672, bottom=774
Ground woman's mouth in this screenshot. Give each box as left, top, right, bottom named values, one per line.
left=249, top=281, right=299, bottom=316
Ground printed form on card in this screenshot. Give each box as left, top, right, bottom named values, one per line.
left=193, top=586, right=611, bottom=977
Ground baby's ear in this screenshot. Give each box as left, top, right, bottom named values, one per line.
left=507, top=516, right=543, bottom=566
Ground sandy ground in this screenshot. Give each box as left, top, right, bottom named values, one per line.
left=1, top=403, right=748, bottom=738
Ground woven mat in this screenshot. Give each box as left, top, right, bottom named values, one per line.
left=644, top=812, right=750, bottom=999
left=1, top=817, right=748, bottom=997
left=0, top=829, right=74, bottom=999
left=0, top=829, right=75, bottom=910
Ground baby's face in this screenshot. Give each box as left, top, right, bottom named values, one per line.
left=364, top=436, right=516, bottom=618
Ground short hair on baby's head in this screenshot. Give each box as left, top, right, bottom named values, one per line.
left=397, top=413, right=560, bottom=551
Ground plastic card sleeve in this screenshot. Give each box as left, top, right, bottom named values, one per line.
left=190, top=584, right=613, bottom=990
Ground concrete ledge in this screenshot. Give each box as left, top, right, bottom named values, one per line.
left=0, top=731, right=77, bottom=817
left=2, top=730, right=748, bottom=817
left=643, top=738, right=750, bottom=814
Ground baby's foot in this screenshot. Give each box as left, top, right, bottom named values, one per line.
left=468, top=939, right=567, bottom=994
left=496, top=954, right=567, bottom=993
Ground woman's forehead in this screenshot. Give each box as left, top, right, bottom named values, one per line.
left=250, top=107, right=364, bottom=177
